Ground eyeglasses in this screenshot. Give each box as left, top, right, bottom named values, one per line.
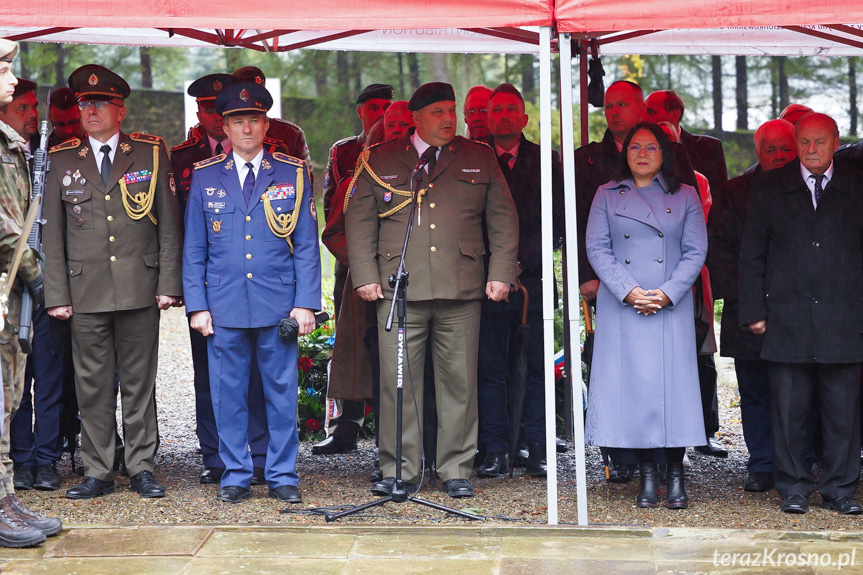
left=627, top=144, right=661, bottom=156
left=52, top=118, right=82, bottom=128
left=78, top=100, right=122, bottom=111
left=465, top=108, right=487, bottom=117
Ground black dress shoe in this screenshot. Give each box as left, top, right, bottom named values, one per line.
left=311, top=434, right=358, bottom=455
left=370, top=477, right=417, bottom=496
left=476, top=452, right=509, bottom=478
left=13, top=465, right=35, bottom=491
left=744, top=471, right=773, bottom=493
left=9, top=495, right=62, bottom=537
left=217, top=485, right=250, bottom=504
left=442, top=478, right=474, bottom=498
left=695, top=437, right=729, bottom=458
left=65, top=477, right=115, bottom=500
left=370, top=462, right=383, bottom=483
left=556, top=436, right=569, bottom=453
left=34, top=463, right=60, bottom=491
left=607, top=462, right=634, bottom=484
left=251, top=467, right=266, bottom=486
left=513, top=448, right=529, bottom=468
left=527, top=442, right=547, bottom=478
left=821, top=496, right=863, bottom=515
left=780, top=494, right=809, bottom=514
left=130, top=471, right=165, bottom=498
left=269, top=485, right=302, bottom=503
left=200, top=467, right=225, bottom=485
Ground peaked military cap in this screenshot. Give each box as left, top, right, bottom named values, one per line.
left=215, top=81, right=272, bottom=117
left=356, top=83, right=394, bottom=105
left=233, top=66, right=266, bottom=86
left=189, top=73, right=237, bottom=109
left=12, top=78, right=36, bottom=99
left=0, top=39, right=17, bottom=63
left=408, top=82, right=455, bottom=111
left=68, top=64, right=131, bottom=101
left=49, top=87, right=77, bottom=111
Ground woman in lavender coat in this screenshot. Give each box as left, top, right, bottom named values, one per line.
left=585, top=122, right=707, bottom=509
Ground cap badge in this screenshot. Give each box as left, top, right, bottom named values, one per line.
left=239, top=89, right=250, bottom=102
left=255, top=76, right=263, bottom=85
left=88, top=74, right=98, bottom=86
left=213, top=80, right=222, bottom=92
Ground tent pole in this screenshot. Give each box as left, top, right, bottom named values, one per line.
left=558, top=31, right=588, bottom=526
left=579, top=40, right=589, bottom=146
left=539, top=25, right=558, bottom=526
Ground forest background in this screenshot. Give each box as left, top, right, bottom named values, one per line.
left=10, top=44, right=862, bottom=196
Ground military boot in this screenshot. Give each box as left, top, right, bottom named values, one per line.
left=9, top=495, right=62, bottom=536
left=0, top=495, right=46, bottom=547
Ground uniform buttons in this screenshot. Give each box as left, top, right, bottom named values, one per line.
left=429, top=183, right=434, bottom=188
left=215, top=209, right=220, bottom=213
left=68, top=269, right=74, bottom=275
left=429, top=203, right=436, bottom=208
left=658, top=232, right=664, bottom=238
left=666, top=208, right=671, bottom=213
left=658, top=258, right=663, bottom=263
left=625, top=259, right=630, bottom=264
left=471, top=179, right=476, bottom=183
left=109, top=236, right=115, bottom=242
left=619, top=190, right=625, bottom=194
left=205, top=281, right=208, bottom=286
left=110, top=256, right=116, bottom=262
left=247, top=273, right=253, bottom=279
left=246, top=254, right=252, bottom=260
left=105, top=195, right=111, bottom=201
left=812, top=297, right=818, bottom=304
left=430, top=224, right=436, bottom=229
left=624, top=233, right=630, bottom=239
left=430, top=246, right=437, bottom=252
left=245, top=235, right=251, bottom=240
left=107, top=215, right=113, bottom=222
left=812, top=241, right=820, bottom=247
left=72, top=198, right=78, bottom=203
left=245, top=216, right=251, bottom=221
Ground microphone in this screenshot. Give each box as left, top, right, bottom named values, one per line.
left=414, top=158, right=428, bottom=173
left=278, top=312, right=330, bottom=342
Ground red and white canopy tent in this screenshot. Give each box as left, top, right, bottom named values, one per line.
left=6, top=0, right=863, bottom=527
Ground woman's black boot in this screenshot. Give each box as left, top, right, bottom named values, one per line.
left=666, top=462, right=689, bottom=509
left=636, top=462, right=659, bottom=508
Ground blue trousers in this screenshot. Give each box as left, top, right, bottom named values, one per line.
left=189, top=324, right=269, bottom=469
left=208, top=325, right=299, bottom=488
left=11, top=307, right=67, bottom=466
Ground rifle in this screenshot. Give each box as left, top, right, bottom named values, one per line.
left=17, top=101, right=51, bottom=354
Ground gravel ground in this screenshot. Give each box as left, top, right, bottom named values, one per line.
left=14, top=307, right=863, bottom=530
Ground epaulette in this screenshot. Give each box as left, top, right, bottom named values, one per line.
left=272, top=152, right=304, bottom=167
left=367, top=139, right=389, bottom=151
left=456, top=135, right=491, bottom=148
left=170, top=134, right=201, bottom=153
left=263, top=136, right=283, bottom=148
left=332, top=135, right=361, bottom=149
left=130, top=132, right=165, bottom=144
left=194, top=154, right=227, bottom=170
left=272, top=117, right=302, bottom=130
left=49, top=137, right=81, bottom=153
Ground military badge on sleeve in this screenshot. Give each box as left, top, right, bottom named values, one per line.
left=212, top=220, right=222, bottom=233
left=170, top=173, right=176, bottom=195
left=309, top=196, right=317, bottom=221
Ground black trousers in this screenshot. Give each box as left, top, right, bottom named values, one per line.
left=768, top=361, right=861, bottom=500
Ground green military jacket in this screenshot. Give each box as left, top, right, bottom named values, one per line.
left=42, top=131, right=182, bottom=313
left=0, top=120, right=40, bottom=286
left=345, top=132, right=519, bottom=301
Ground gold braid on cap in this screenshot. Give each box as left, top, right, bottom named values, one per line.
left=262, top=166, right=304, bottom=254
left=347, top=150, right=427, bottom=219
left=119, top=144, right=158, bottom=225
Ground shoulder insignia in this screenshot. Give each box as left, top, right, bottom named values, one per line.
left=456, top=135, right=491, bottom=149
left=272, top=152, right=303, bottom=167
left=170, top=135, right=201, bottom=153
left=49, top=138, right=81, bottom=153
left=272, top=117, right=302, bottom=130
left=130, top=132, right=165, bottom=144
left=263, top=136, right=285, bottom=149
left=332, top=135, right=361, bottom=149
left=367, top=140, right=388, bottom=151
left=194, top=154, right=227, bottom=170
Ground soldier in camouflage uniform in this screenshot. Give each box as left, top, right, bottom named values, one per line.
left=0, top=38, right=62, bottom=548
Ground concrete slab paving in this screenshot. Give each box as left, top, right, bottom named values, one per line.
left=344, top=558, right=498, bottom=574
left=44, top=526, right=212, bottom=557
left=349, top=533, right=501, bottom=560
left=183, top=557, right=346, bottom=575
left=28, top=557, right=192, bottom=574
left=197, top=530, right=356, bottom=558
left=501, top=558, right=657, bottom=575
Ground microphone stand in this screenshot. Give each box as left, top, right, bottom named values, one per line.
left=323, top=157, right=482, bottom=522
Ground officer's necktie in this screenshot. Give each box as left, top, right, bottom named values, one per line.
left=243, top=162, right=255, bottom=206
left=215, top=142, right=224, bottom=156
left=498, top=152, right=513, bottom=175
left=814, top=173, right=825, bottom=205
left=421, top=146, right=438, bottom=178
left=100, top=144, right=112, bottom=188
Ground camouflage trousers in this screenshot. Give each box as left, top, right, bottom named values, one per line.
left=0, top=293, right=26, bottom=498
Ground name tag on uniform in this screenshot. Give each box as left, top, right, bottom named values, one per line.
left=65, top=190, right=84, bottom=196
left=1, top=154, right=14, bottom=164
left=462, top=169, right=481, bottom=173
left=123, top=170, right=153, bottom=184
left=207, top=202, right=226, bottom=209
left=380, top=175, right=398, bottom=180
left=266, top=184, right=295, bottom=200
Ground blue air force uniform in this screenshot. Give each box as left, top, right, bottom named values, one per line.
left=182, top=83, right=321, bottom=489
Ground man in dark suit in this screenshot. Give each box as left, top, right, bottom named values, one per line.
left=739, top=112, right=863, bottom=515
left=346, top=82, right=519, bottom=498
left=183, top=81, right=321, bottom=504
left=708, top=118, right=797, bottom=493
left=43, top=64, right=183, bottom=500
left=475, top=83, right=563, bottom=478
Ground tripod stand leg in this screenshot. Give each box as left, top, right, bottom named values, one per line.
left=407, top=496, right=484, bottom=520
left=324, top=496, right=394, bottom=522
